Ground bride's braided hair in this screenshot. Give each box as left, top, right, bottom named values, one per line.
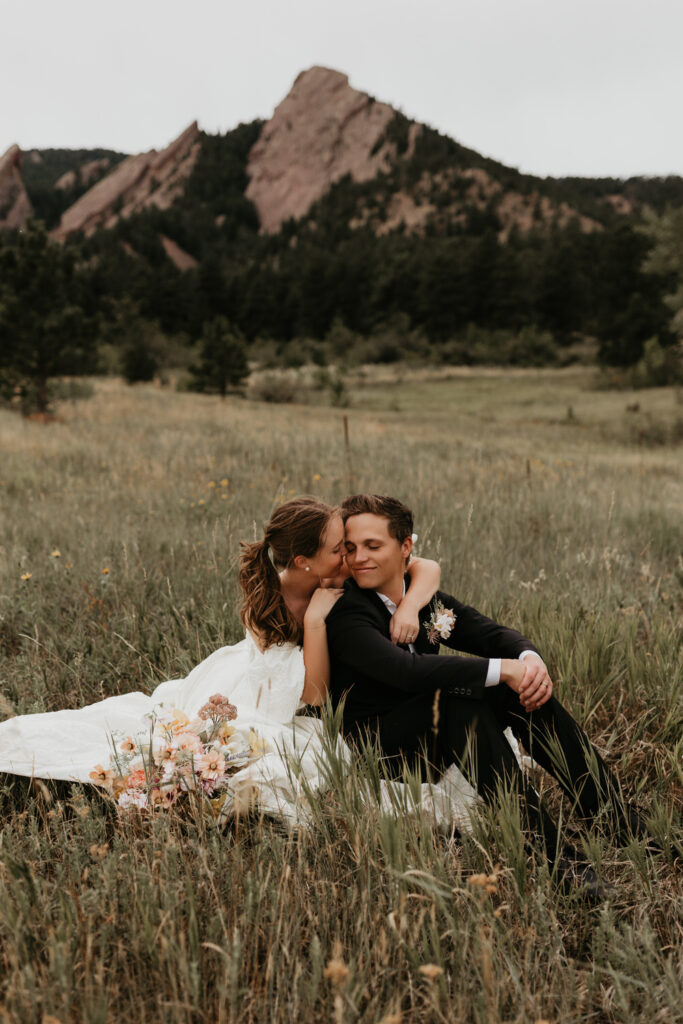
left=239, top=496, right=338, bottom=648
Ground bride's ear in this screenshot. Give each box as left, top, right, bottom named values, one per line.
left=292, top=554, right=309, bottom=572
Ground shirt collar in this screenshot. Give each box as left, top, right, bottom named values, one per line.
left=377, top=582, right=406, bottom=615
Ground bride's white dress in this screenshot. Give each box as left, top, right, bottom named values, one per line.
left=0, top=633, right=502, bottom=829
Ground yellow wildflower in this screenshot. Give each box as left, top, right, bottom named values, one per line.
left=220, top=478, right=228, bottom=487
left=51, top=548, right=61, bottom=558
left=102, top=567, right=110, bottom=575
left=313, top=474, right=321, bottom=481
left=21, top=572, right=32, bottom=581
left=418, top=964, right=443, bottom=981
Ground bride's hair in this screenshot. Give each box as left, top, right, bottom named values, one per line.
left=239, top=496, right=338, bottom=648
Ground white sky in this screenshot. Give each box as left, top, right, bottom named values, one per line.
left=4, top=0, right=682, bottom=179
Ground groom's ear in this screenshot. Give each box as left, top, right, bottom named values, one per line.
left=401, top=535, right=413, bottom=564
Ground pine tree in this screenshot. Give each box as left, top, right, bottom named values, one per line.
left=190, top=316, right=249, bottom=396
left=0, top=223, right=93, bottom=414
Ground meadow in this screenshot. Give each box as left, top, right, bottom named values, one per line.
left=0, top=367, right=681, bottom=1024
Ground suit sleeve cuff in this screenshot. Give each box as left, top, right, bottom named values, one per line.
left=485, top=658, right=501, bottom=687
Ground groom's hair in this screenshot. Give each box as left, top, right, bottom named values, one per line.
left=340, top=494, right=413, bottom=543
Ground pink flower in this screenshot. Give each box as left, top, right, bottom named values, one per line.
left=125, top=767, right=148, bottom=790
left=171, top=731, right=203, bottom=756
left=119, top=736, right=137, bottom=755
left=195, top=750, right=226, bottom=781
left=198, top=695, right=238, bottom=722
left=118, top=790, right=148, bottom=810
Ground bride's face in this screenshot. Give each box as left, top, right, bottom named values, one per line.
left=305, top=514, right=346, bottom=579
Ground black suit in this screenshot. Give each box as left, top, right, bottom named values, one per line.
left=326, top=577, right=621, bottom=854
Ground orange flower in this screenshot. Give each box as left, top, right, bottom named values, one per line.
left=20, top=572, right=32, bottom=581
left=89, top=764, right=114, bottom=789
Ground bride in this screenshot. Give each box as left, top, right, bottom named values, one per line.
left=0, top=496, right=480, bottom=825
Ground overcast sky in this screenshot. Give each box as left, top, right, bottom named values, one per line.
left=4, top=0, right=681, bottom=180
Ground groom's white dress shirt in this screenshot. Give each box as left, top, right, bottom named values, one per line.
left=376, top=589, right=543, bottom=686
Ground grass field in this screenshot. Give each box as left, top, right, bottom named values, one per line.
left=0, top=368, right=681, bottom=1023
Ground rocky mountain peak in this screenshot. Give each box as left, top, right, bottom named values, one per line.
left=0, top=144, right=34, bottom=229
left=52, top=122, right=201, bottom=240
left=246, top=66, right=415, bottom=233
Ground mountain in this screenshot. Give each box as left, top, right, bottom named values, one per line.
left=5, top=67, right=683, bottom=366
left=51, top=123, right=200, bottom=240
left=0, top=146, right=34, bottom=229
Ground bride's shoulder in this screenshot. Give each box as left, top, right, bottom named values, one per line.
left=245, top=629, right=300, bottom=657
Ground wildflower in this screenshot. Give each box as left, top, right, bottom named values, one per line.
left=102, top=567, right=110, bottom=575
left=125, top=767, right=148, bottom=789
left=196, top=750, right=226, bottom=781
left=467, top=872, right=499, bottom=893
left=199, top=694, right=238, bottom=722
left=89, top=765, right=114, bottom=789
left=249, top=729, right=269, bottom=755
left=171, top=731, right=203, bottom=755
left=220, top=478, right=228, bottom=487
left=119, top=736, right=137, bottom=755
left=118, top=790, right=148, bottom=810
left=217, top=722, right=236, bottom=743
left=150, top=785, right=178, bottom=808
left=221, top=493, right=228, bottom=499
left=208, top=481, right=216, bottom=488
left=51, top=548, right=61, bottom=558
left=21, top=572, right=32, bottom=581
left=323, top=957, right=349, bottom=987
left=418, top=964, right=443, bottom=981
left=313, top=474, right=321, bottom=481
left=162, top=709, right=191, bottom=735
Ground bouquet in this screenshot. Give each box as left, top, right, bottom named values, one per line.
left=89, top=694, right=267, bottom=817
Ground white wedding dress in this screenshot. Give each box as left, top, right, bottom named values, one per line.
left=0, top=633, right=492, bottom=829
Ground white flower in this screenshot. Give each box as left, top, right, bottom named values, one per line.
left=433, top=611, right=455, bottom=638
left=118, top=790, right=148, bottom=810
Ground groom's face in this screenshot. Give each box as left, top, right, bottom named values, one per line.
left=344, top=513, right=411, bottom=592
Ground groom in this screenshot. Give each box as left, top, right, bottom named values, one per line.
left=325, top=493, right=650, bottom=897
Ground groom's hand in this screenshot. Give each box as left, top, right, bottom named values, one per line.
left=519, top=656, right=553, bottom=711
left=501, top=657, right=553, bottom=711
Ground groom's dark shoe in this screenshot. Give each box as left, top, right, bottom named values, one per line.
left=554, top=852, right=611, bottom=903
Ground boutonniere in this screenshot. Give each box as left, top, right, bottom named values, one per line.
left=424, top=600, right=457, bottom=644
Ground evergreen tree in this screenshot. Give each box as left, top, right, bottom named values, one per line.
left=0, top=223, right=93, bottom=414
left=190, top=316, right=249, bottom=396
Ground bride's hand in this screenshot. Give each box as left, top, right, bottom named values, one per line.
left=304, top=588, right=344, bottom=629
left=390, top=598, right=421, bottom=646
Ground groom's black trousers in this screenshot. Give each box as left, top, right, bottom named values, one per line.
left=348, top=685, right=622, bottom=856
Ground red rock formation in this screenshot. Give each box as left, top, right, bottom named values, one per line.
left=159, top=234, right=198, bottom=271
left=0, top=145, right=33, bottom=229
left=52, top=123, right=201, bottom=240
left=55, top=157, right=112, bottom=191
left=246, top=67, right=414, bottom=233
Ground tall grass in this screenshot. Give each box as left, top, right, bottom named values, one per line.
left=0, top=372, right=681, bottom=1023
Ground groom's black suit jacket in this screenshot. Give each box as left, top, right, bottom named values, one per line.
left=325, top=576, right=540, bottom=734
